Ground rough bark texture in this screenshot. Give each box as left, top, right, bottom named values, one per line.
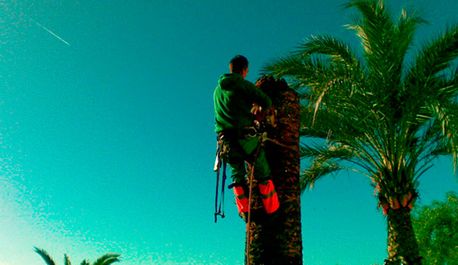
left=245, top=76, right=302, bottom=265
left=384, top=208, right=422, bottom=265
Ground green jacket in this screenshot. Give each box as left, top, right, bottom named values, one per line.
left=213, top=73, right=272, bottom=133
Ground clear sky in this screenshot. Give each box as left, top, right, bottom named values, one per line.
left=0, top=1, right=457, bottom=265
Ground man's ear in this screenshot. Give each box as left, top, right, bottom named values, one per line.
left=242, top=67, right=249, bottom=78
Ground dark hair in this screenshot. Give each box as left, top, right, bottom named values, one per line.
left=229, top=55, right=249, bottom=73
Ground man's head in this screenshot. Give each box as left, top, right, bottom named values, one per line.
left=229, top=55, right=249, bottom=78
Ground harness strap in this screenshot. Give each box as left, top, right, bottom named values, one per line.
left=214, top=142, right=227, bottom=223
left=214, top=129, right=246, bottom=223
left=219, top=161, right=227, bottom=218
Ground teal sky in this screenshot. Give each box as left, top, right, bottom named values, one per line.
left=0, top=1, right=457, bottom=264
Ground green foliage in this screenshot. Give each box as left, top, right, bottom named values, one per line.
left=34, top=247, right=120, bottom=265
left=412, top=192, right=458, bottom=265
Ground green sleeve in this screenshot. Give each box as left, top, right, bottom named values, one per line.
left=242, top=80, right=272, bottom=108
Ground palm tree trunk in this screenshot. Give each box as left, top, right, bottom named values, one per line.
left=245, top=76, right=302, bottom=265
left=384, top=208, right=422, bottom=265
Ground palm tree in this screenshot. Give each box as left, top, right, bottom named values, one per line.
left=34, top=247, right=120, bottom=265
left=243, top=76, right=302, bottom=265
left=264, top=0, right=458, bottom=264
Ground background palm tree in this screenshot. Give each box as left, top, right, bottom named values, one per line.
left=34, top=247, right=120, bottom=265
left=264, top=0, right=458, bottom=264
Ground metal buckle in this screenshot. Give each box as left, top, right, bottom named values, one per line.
left=243, top=127, right=258, bottom=137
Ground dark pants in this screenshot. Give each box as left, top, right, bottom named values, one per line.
left=222, top=134, right=271, bottom=184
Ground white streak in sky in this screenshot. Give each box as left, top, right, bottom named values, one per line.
left=31, top=19, right=71, bottom=46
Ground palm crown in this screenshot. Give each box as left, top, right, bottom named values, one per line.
left=265, top=0, right=457, bottom=211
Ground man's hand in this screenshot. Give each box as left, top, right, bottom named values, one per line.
left=251, top=103, right=262, bottom=116
left=252, top=103, right=277, bottom=128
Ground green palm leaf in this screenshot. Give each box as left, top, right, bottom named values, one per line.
left=92, top=253, right=121, bottom=265
left=34, top=247, right=56, bottom=265
left=296, top=35, right=360, bottom=66
left=302, top=160, right=342, bottom=190
left=300, top=142, right=355, bottom=189
left=408, top=25, right=458, bottom=85
left=64, top=254, right=72, bottom=265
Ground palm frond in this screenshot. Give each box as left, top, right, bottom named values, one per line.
left=346, top=0, right=413, bottom=93
left=345, top=0, right=394, bottom=56
left=80, top=260, right=90, bottom=265
left=439, top=103, right=458, bottom=169
left=300, top=142, right=354, bottom=160
left=262, top=55, right=313, bottom=80
left=300, top=104, right=366, bottom=141
left=301, top=160, right=343, bottom=191
left=92, top=253, right=121, bottom=265
left=299, top=141, right=356, bottom=191
left=64, top=254, right=72, bottom=265
left=34, top=247, right=56, bottom=265
left=267, top=52, right=361, bottom=88
left=408, top=25, right=458, bottom=85
left=395, top=8, right=426, bottom=61
left=296, top=35, right=360, bottom=66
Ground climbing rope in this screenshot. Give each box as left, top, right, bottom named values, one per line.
left=245, top=137, right=262, bottom=265
left=263, top=137, right=296, bottom=151
left=245, top=133, right=295, bottom=265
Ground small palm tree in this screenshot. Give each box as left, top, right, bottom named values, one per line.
left=34, top=247, right=120, bottom=265
left=264, top=0, right=458, bottom=264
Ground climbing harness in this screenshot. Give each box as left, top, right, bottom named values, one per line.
left=213, top=128, right=257, bottom=223
left=214, top=128, right=294, bottom=264
left=213, top=131, right=293, bottom=223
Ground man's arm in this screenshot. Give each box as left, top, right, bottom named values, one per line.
left=243, top=80, right=272, bottom=109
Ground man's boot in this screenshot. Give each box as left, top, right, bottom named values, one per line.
left=258, top=179, right=280, bottom=214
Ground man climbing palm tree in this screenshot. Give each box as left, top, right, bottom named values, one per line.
left=213, top=55, right=280, bottom=218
